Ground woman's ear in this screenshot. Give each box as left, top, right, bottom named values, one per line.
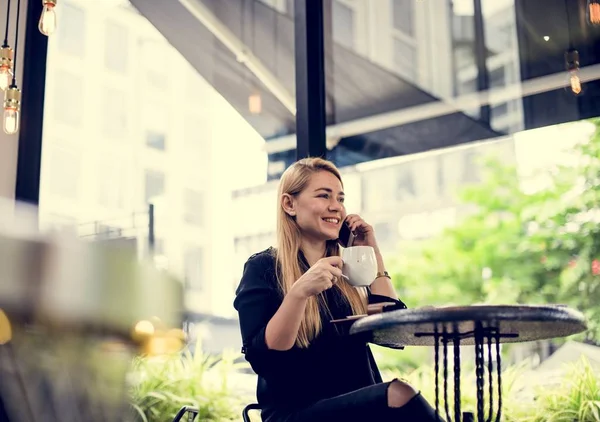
left=281, top=194, right=296, bottom=217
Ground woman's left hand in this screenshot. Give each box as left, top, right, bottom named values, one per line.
left=344, top=214, right=378, bottom=249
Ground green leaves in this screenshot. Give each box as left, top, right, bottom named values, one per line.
left=392, top=119, right=600, bottom=342
left=128, top=339, right=252, bottom=422
left=381, top=357, right=600, bottom=421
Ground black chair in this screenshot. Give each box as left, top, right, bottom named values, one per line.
left=172, top=403, right=261, bottom=422
left=242, top=403, right=262, bottom=422
left=172, top=406, right=198, bottom=421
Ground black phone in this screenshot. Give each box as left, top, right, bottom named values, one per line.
left=337, top=220, right=355, bottom=248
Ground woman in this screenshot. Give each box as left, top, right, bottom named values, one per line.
left=234, top=158, right=439, bottom=421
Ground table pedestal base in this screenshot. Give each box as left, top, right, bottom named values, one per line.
left=424, top=322, right=507, bottom=422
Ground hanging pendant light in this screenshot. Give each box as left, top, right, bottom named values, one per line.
left=3, top=86, right=20, bottom=134
left=4, top=0, right=21, bottom=135
left=565, top=49, right=583, bottom=96
left=38, top=0, right=57, bottom=36
left=1, top=0, right=14, bottom=91
left=0, top=47, right=14, bottom=91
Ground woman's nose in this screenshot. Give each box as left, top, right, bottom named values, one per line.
left=329, top=200, right=342, bottom=211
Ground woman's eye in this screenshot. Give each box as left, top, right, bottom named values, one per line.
left=318, top=194, right=329, bottom=199
left=339, top=198, right=345, bottom=203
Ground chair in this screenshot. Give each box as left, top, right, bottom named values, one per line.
left=172, top=406, right=199, bottom=421
left=172, top=403, right=261, bottom=422
left=242, top=403, right=262, bottom=422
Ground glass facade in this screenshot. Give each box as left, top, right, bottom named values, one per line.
left=30, top=0, right=600, bottom=353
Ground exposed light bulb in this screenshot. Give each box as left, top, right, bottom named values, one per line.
left=3, top=108, right=19, bottom=134
left=0, top=47, right=14, bottom=91
left=38, top=0, right=58, bottom=36
left=3, top=86, right=21, bottom=135
left=588, top=0, right=600, bottom=25
left=249, top=92, right=262, bottom=115
left=0, top=67, right=12, bottom=91
left=564, top=49, right=583, bottom=96
left=569, top=70, right=583, bottom=95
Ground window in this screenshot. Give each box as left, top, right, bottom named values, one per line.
left=146, top=131, right=166, bottom=150
left=98, top=160, right=126, bottom=209
left=396, top=167, right=416, bottom=201
left=139, top=39, right=169, bottom=90
left=144, top=170, right=165, bottom=203
left=184, top=246, right=204, bottom=291
left=103, top=87, right=128, bottom=138
left=489, top=67, right=506, bottom=88
left=332, top=1, right=355, bottom=49
left=54, top=71, right=83, bottom=126
left=437, top=152, right=463, bottom=195
left=393, top=38, right=417, bottom=81
left=462, top=151, right=480, bottom=183
left=57, top=3, right=85, bottom=56
left=184, top=189, right=203, bottom=226
left=390, top=0, right=417, bottom=82
left=183, top=115, right=204, bottom=154
left=491, top=103, right=509, bottom=120
left=392, top=0, right=414, bottom=36
left=104, top=21, right=129, bottom=73
left=47, top=146, right=81, bottom=199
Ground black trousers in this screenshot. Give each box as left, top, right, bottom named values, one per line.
left=265, top=381, right=442, bottom=422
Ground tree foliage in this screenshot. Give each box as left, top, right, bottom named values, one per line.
left=393, top=120, right=600, bottom=343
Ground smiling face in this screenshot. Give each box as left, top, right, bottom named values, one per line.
left=284, top=170, right=346, bottom=243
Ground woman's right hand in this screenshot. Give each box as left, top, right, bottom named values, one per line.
left=290, top=256, right=344, bottom=299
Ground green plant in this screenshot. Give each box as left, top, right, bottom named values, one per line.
left=128, top=341, right=252, bottom=422
left=381, top=356, right=600, bottom=420
left=526, top=357, right=600, bottom=422
left=393, top=119, right=600, bottom=343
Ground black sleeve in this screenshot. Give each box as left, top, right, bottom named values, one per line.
left=365, top=288, right=407, bottom=350
left=233, top=252, right=298, bottom=378
left=367, top=289, right=408, bottom=310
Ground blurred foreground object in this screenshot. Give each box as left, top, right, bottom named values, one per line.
left=0, top=199, right=183, bottom=422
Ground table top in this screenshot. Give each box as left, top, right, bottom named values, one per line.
left=349, top=304, right=588, bottom=347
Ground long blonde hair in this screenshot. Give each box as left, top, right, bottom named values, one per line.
left=275, top=157, right=367, bottom=348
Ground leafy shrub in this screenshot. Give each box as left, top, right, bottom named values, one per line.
left=129, top=343, right=252, bottom=422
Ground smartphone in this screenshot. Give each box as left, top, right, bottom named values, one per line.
left=337, top=220, right=355, bottom=248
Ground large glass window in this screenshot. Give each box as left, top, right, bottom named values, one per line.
left=392, top=0, right=414, bottom=36
left=35, top=0, right=600, bottom=366
left=332, top=1, right=355, bottom=49
left=40, top=0, right=291, bottom=325
left=104, top=21, right=129, bottom=73
left=144, top=169, right=165, bottom=204
left=102, top=87, right=128, bottom=138
left=53, top=71, right=83, bottom=126
left=57, top=3, right=85, bottom=56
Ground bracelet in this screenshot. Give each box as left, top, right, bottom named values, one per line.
left=376, top=271, right=391, bottom=280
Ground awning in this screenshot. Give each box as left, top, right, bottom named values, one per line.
left=130, top=0, right=502, bottom=165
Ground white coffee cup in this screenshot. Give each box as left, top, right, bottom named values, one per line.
left=341, top=246, right=377, bottom=287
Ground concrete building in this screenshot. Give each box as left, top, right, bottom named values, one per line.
left=36, top=0, right=259, bottom=319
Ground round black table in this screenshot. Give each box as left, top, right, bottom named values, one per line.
left=349, top=305, right=588, bottom=422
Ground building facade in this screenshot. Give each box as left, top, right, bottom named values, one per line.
left=37, top=0, right=250, bottom=318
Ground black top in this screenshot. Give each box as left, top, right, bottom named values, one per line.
left=233, top=248, right=406, bottom=417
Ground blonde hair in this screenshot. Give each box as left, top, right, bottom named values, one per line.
left=275, top=157, right=367, bottom=348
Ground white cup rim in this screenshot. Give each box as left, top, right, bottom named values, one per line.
left=342, top=245, right=374, bottom=251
